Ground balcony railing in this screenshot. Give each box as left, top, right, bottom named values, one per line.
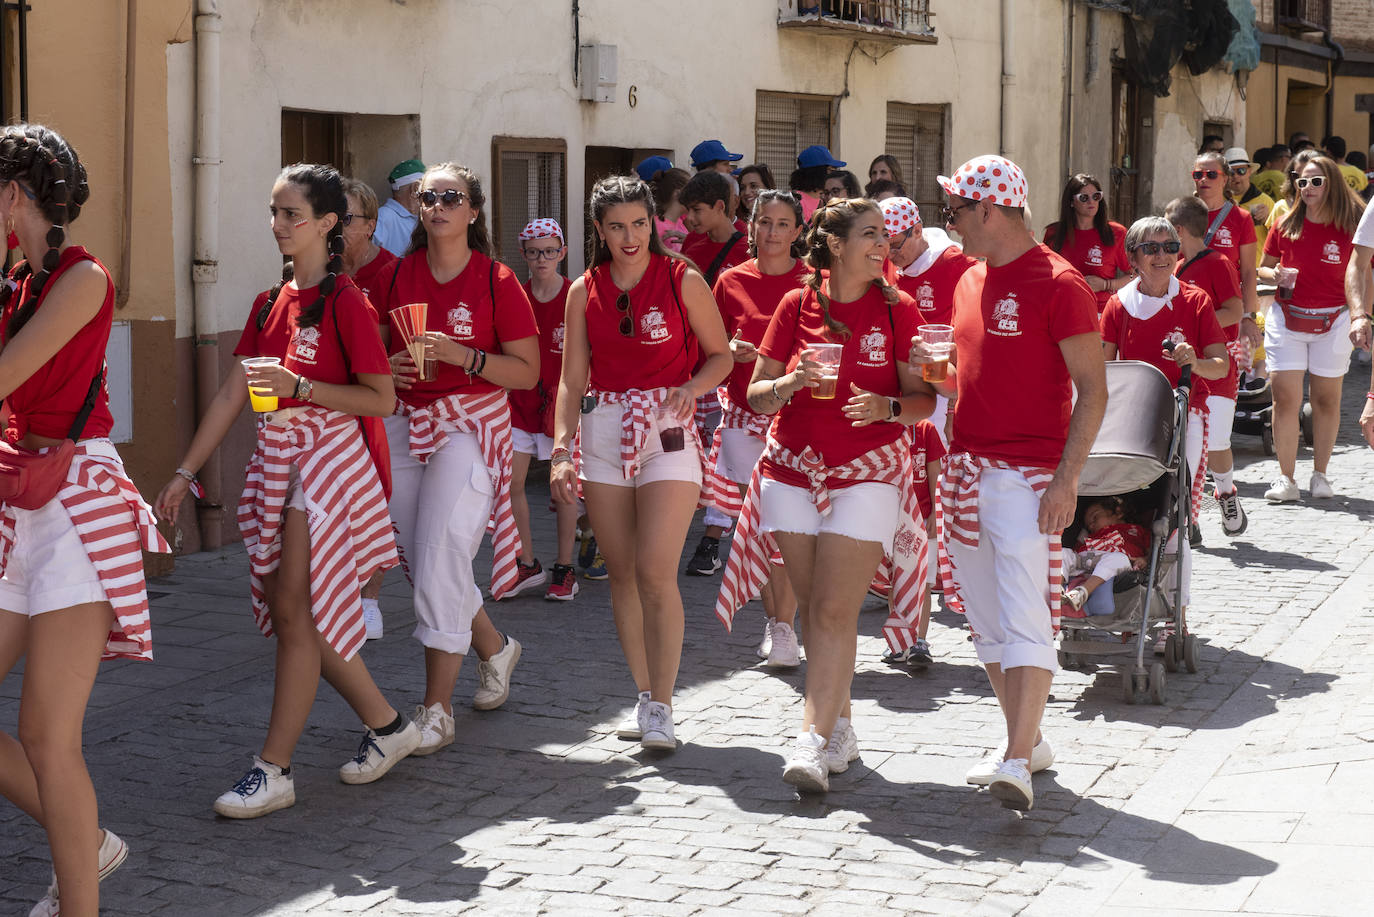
left=1276, top=0, right=1330, bottom=32
left=777, top=0, right=936, bottom=44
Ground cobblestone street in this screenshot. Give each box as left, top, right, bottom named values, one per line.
left=2, top=367, right=1372, bottom=916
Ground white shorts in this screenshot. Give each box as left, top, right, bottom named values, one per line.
left=512, top=428, right=554, bottom=460
left=578, top=400, right=703, bottom=488
left=946, top=467, right=1057, bottom=673
left=284, top=464, right=307, bottom=514
left=0, top=491, right=108, bottom=616
left=1264, top=305, right=1353, bottom=377
left=717, top=427, right=766, bottom=484
left=759, top=478, right=899, bottom=553
left=1205, top=394, right=1236, bottom=452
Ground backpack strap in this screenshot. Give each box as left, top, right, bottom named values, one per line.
left=1202, top=202, right=1233, bottom=247
left=704, top=231, right=745, bottom=285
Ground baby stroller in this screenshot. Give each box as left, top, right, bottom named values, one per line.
left=1058, top=354, right=1197, bottom=705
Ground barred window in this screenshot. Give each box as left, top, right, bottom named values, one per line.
left=756, top=91, right=837, bottom=183
left=885, top=102, right=948, bottom=225
left=492, top=138, right=567, bottom=282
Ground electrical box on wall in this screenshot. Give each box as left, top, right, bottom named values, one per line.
left=579, top=44, right=617, bottom=103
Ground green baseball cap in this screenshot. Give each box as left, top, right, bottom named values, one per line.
left=388, top=159, right=426, bottom=188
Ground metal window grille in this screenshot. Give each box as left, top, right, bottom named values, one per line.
left=493, top=139, right=566, bottom=282
left=755, top=91, right=836, bottom=184
left=885, top=102, right=947, bottom=225
left=1276, top=0, right=1330, bottom=29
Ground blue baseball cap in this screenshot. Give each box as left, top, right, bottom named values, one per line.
left=635, top=155, right=674, bottom=182
left=690, top=140, right=744, bottom=169
left=797, top=145, right=845, bottom=169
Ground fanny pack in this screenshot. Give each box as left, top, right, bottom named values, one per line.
left=0, top=367, right=105, bottom=510
left=1280, top=302, right=1345, bottom=335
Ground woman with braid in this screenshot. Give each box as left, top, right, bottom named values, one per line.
left=715, top=199, right=935, bottom=793
left=377, top=162, right=539, bottom=755
left=155, top=163, right=417, bottom=820
left=0, top=125, right=167, bottom=916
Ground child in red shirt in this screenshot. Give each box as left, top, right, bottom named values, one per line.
left=1062, top=496, right=1149, bottom=616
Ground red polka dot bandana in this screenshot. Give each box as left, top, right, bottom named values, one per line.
left=880, top=197, right=921, bottom=235
left=518, top=218, right=564, bottom=243
left=937, top=155, right=1027, bottom=208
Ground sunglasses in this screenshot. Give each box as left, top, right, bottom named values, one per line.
left=887, top=227, right=914, bottom=247
left=942, top=200, right=977, bottom=222
left=1231, top=166, right=1250, bottom=176
left=1074, top=191, right=1103, bottom=203
left=1296, top=176, right=1326, bottom=189
left=1130, top=240, right=1182, bottom=256
left=617, top=291, right=634, bottom=337
left=340, top=212, right=373, bottom=227
left=418, top=188, right=467, bottom=209
left=1191, top=169, right=1221, bottom=181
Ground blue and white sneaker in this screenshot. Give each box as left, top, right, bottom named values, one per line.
left=338, top=719, right=421, bottom=785
left=213, top=757, right=295, bottom=818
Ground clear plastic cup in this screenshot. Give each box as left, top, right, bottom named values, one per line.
left=654, top=403, right=686, bottom=452
left=805, top=342, right=844, bottom=399
left=916, top=324, right=954, bottom=383
left=1276, top=266, right=1299, bottom=302
left=241, top=357, right=282, bottom=412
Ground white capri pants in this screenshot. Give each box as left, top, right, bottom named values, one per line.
left=385, top=414, right=493, bottom=655
left=1264, top=306, right=1353, bottom=377
left=947, top=468, right=1058, bottom=673
left=1205, top=394, right=1236, bottom=453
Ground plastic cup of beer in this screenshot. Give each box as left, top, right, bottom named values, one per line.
left=805, top=343, right=844, bottom=399
left=917, top=324, right=954, bottom=383
left=241, top=357, right=282, bottom=412
left=654, top=403, right=686, bottom=453
left=1276, top=266, right=1299, bottom=302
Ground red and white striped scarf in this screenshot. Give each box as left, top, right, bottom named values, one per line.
left=1225, top=336, right=1252, bottom=373
left=0, top=442, right=170, bottom=661
left=702, top=385, right=771, bottom=519
left=238, top=408, right=399, bottom=661
left=1188, top=405, right=1209, bottom=524
left=936, top=452, right=1063, bottom=632
left=401, top=390, right=519, bottom=600
left=716, top=438, right=928, bottom=654
left=694, top=389, right=720, bottom=450
left=1077, top=528, right=1127, bottom=556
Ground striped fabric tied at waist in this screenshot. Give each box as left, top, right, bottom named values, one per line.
left=0, top=441, right=170, bottom=661
left=715, top=438, right=928, bottom=654
left=1188, top=405, right=1209, bottom=526
left=238, top=407, right=398, bottom=661
left=1078, top=528, right=1127, bottom=556
left=585, top=386, right=671, bottom=481
left=936, top=452, right=1063, bottom=632
left=399, top=390, right=520, bottom=600
left=702, top=386, right=772, bottom=519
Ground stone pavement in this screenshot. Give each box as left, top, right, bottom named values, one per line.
left=2, top=364, right=1372, bottom=916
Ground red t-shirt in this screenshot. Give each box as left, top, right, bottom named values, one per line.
left=1262, top=218, right=1354, bottom=310
left=235, top=276, right=391, bottom=409
left=1206, top=204, right=1256, bottom=266
left=895, top=246, right=978, bottom=326
left=509, top=277, right=572, bottom=435
left=1100, top=283, right=1226, bottom=410
left=350, top=248, right=399, bottom=306
left=3, top=247, right=115, bottom=442
left=1042, top=222, right=1130, bottom=312
left=585, top=254, right=698, bottom=393
left=949, top=245, right=1100, bottom=467
left=378, top=250, right=538, bottom=408
left=758, top=283, right=922, bottom=489
left=1176, top=249, right=1242, bottom=399
left=910, top=419, right=947, bottom=520
left=681, top=231, right=750, bottom=285
left=714, top=259, right=809, bottom=409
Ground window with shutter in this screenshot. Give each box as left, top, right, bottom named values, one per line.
left=885, top=102, right=948, bottom=226
left=492, top=137, right=567, bottom=282
left=755, top=91, right=838, bottom=183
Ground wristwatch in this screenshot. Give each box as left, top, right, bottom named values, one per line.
left=889, top=399, right=902, bottom=421
left=294, top=375, right=313, bottom=403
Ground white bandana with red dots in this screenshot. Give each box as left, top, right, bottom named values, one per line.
left=880, top=196, right=921, bottom=234
left=518, top=218, right=564, bottom=243
left=937, top=155, right=1028, bottom=208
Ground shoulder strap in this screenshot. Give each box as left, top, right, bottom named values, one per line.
left=489, top=259, right=497, bottom=323
left=388, top=257, right=403, bottom=303
left=1177, top=248, right=1213, bottom=278
left=1203, top=201, right=1233, bottom=246
left=704, top=231, right=745, bottom=285
left=66, top=364, right=106, bottom=442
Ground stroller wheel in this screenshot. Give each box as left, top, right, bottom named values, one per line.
left=1121, top=669, right=1138, bottom=705
left=1148, top=663, right=1167, bottom=705
left=1183, top=633, right=1200, bottom=673
left=1163, top=634, right=1180, bottom=673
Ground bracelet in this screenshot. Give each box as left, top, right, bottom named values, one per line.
left=476, top=350, right=487, bottom=375
left=1353, top=314, right=1371, bottom=323
left=772, top=378, right=791, bottom=403
left=549, top=447, right=573, bottom=465
left=174, top=467, right=197, bottom=483
left=1366, top=392, right=1374, bottom=401
left=464, top=348, right=476, bottom=373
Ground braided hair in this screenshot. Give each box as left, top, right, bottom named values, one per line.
left=802, top=198, right=898, bottom=341
left=0, top=124, right=91, bottom=339
left=264, top=163, right=346, bottom=330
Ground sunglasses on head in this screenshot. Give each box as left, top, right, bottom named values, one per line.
left=1191, top=169, right=1221, bottom=181
left=1074, top=191, right=1103, bottom=203
left=1130, top=240, right=1181, bottom=256
left=616, top=291, right=634, bottom=337
left=1296, top=175, right=1326, bottom=189
left=418, top=188, right=467, bottom=209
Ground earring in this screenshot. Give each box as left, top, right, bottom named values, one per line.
left=469, top=217, right=476, bottom=225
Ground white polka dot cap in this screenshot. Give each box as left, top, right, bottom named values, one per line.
left=936, top=155, right=1028, bottom=208
left=880, top=196, right=921, bottom=235
left=518, top=218, right=564, bottom=243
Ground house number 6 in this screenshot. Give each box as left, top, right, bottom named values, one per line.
left=628, top=85, right=638, bottom=108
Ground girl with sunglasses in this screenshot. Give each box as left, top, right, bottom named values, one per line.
left=1257, top=155, right=1365, bottom=503
left=549, top=176, right=730, bottom=751
left=1043, top=173, right=1130, bottom=313
left=378, top=163, right=540, bottom=754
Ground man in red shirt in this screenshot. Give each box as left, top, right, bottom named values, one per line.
left=914, top=156, right=1106, bottom=812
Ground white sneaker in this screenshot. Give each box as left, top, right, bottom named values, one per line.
left=338, top=719, right=421, bottom=785
left=615, top=691, right=651, bottom=740
left=989, top=757, right=1034, bottom=810
left=29, top=828, right=129, bottom=916
left=825, top=718, right=860, bottom=774
left=1309, top=472, right=1334, bottom=499
left=213, top=757, right=295, bottom=818
left=756, top=618, right=775, bottom=659
left=765, top=621, right=801, bottom=668
left=1264, top=475, right=1299, bottom=503
left=473, top=636, right=522, bottom=710
left=1062, top=586, right=1088, bottom=613
left=1217, top=489, right=1248, bottom=536
left=640, top=701, right=676, bottom=751
left=966, top=735, right=1054, bottom=786
left=782, top=727, right=829, bottom=793
left=361, top=598, right=384, bottom=640
left=411, top=702, right=455, bottom=756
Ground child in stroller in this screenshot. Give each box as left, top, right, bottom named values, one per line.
left=1061, top=496, right=1149, bottom=616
